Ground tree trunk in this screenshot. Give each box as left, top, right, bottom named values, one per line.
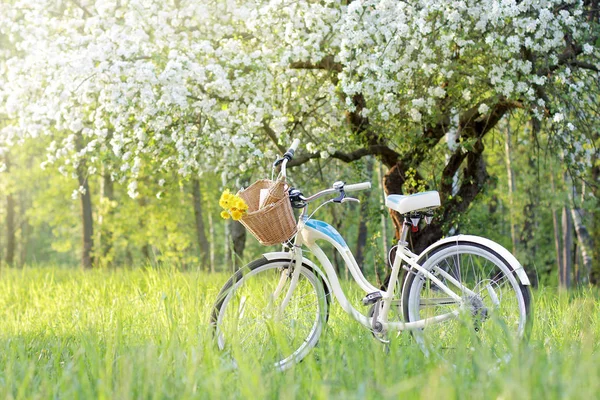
left=137, top=196, right=151, bottom=264
left=99, top=167, right=114, bottom=262
left=229, top=220, right=246, bottom=270
left=560, top=206, right=572, bottom=289
left=591, top=164, right=600, bottom=285
left=141, top=244, right=151, bottom=263
left=567, top=180, right=593, bottom=285
left=208, top=209, right=215, bottom=273
left=98, top=130, right=115, bottom=265
left=550, top=173, right=564, bottom=284
left=222, top=175, right=232, bottom=269
left=192, top=177, right=210, bottom=269
left=518, top=119, right=541, bottom=286
left=376, top=162, right=388, bottom=286
left=385, top=149, right=490, bottom=254
left=355, top=210, right=368, bottom=270
left=0, top=203, right=2, bottom=269
left=4, top=155, right=15, bottom=266
left=74, top=134, right=95, bottom=269
left=284, top=93, right=513, bottom=267
left=224, top=215, right=231, bottom=268
left=503, top=118, right=518, bottom=255
left=574, top=243, right=581, bottom=285
left=19, top=190, right=29, bottom=267
left=77, top=166, right=94, bottom=269
left=354, top=156, right=374, bottom=270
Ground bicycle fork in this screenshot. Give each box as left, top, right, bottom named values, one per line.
left=272, top=246, right=303, bottom=320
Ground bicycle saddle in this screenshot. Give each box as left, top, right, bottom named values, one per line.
left=385, top=191, right=441, bottom=214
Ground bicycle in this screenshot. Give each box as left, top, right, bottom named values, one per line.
left=210, top=139, right=532, bottom=371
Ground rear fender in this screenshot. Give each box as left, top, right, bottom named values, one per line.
left=416, top=235, right=531, bottom=286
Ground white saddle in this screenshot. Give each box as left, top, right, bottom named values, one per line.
left=385, top=191, right=441, bottom=214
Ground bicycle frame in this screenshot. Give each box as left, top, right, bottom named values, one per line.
left=212, top=140, right=532, bottom=372
left=277, top=216, right=465, bottom=333
left=268, top=143, right=527, bottom=334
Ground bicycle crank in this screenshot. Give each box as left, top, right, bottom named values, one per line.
left=366, top=300, right=390, bottom=344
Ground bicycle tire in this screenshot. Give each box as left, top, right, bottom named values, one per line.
left=210, top=257, right=330, bottom=371
left=402, top=241, right=532, bottom=353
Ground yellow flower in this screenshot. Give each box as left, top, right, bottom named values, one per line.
left=236, top=198, right=248, bottom=211
left=219, top=189, right=248, bottom=221
left=218, top=192, right=228, bottom=208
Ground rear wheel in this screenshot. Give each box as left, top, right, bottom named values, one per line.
left=402, top=242, right=532, bottom=354
left=210, top=258, right=329, bottom=371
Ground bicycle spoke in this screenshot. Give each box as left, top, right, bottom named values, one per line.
left=213, top=260, right=327, bottom=370
left=419, top=297, right=460, bottom=307
left=405, top=243, right=530, bottom=358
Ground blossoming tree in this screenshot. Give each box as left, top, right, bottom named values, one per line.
left=1, top=0, right=599, bottom=257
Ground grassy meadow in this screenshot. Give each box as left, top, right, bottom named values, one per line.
left=0, top=266, right=598, bottom=399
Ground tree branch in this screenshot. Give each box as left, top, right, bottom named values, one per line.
left=446, top=151, right=489, bottom=215
left=69, top=0, right=93, bottom=18
left=536, top=37, right=599, bottom=77
left=461, top=99, right=517, bottom=140
left=412, top=149, right=489, bottom=253
left=188, top=84, right=232, bottom=103
left=289, top=55, right=343, bottom=73
left=287, top=145, right=396, bottom=167
left=440, top=148, right=467, bottom=198
left=570, top=60, right=600, bottom=72
left=262, top=122, right=287, bottom=154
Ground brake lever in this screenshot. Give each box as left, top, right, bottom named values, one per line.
left=341, top=197, right=360, bottom=204
left=333, top=189, right=345, bottom=203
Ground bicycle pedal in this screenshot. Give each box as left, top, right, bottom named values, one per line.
left=362, top=291, right=383, bottom=305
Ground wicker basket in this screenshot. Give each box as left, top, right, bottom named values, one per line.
left=237, top=179, right=297, bottom=246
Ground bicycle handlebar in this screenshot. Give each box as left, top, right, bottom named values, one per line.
left=301, top=181, right=371, bottom=204
left=345, top=182, right=372, bottom=192
left=282, top=139, right=300, bottom=161
left=274, top=139, right=301, bottom=180
left=289, top=139, right=300, bottom=152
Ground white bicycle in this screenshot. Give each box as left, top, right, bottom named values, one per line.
left=211, top=140, right=532, bottom=370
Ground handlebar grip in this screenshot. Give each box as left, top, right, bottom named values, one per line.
left=289, top=139, right=300, bottom=152
left=283, top=138, right=301, bottom=161
left=345, top=182, right=372, bottom=192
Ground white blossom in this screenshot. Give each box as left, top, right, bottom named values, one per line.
left=0, top=0, right=597, bottom=191
left=409, top=108, right=422, bottom=122
left=127, top=181, right=139, bottom=199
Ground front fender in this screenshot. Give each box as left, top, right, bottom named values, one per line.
left=262, top=251, right=334, bottom=303
left=417, top=235, right=531, bottom=286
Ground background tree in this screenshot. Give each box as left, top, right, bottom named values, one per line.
left=1, top=0, right=599, bottom=283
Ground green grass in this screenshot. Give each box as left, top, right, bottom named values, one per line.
left=0, top=266, right=599, bottom=399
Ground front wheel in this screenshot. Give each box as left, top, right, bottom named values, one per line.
left=402, top=242, right=532, bottom=354
left=210, top=257, right=329, bottom=371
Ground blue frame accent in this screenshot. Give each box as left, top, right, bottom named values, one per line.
left=304, top=219, right=348, bottom=248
